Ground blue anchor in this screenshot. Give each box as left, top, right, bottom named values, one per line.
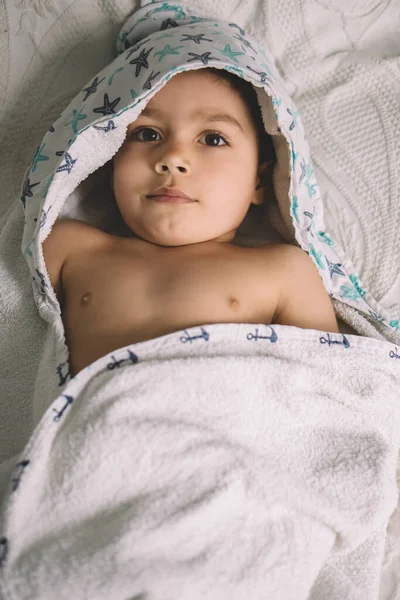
left=247, top=326, right=278, bottom=343
left=319, top=333, right=350, bottom=348
left=0, top=537, right=8, bottom=568
left=180, top=326, right=210, bottom=343
left=52, top=394, right=73, bottom=422
left=107, top=349, right=138, bottom=369
left=107, top=355, right=126, bottom=369
left=389, top=346, right=400, bottom=359
left=56, top=361, right=70, bottom=387
left=12, top=459, right=30, bottom=492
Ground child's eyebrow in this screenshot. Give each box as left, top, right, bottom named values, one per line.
left=140, top=106, right=244, bottom=132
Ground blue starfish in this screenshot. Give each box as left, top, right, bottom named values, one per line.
left=125, top=39, right=149, bottom=60
left=180, top=33, right=212, bottom=44
left=129, top=47, right=153, bottom=77
left=232, top=34, right=256, bottom=53
left=309, top=243, right=325, bottom=269
left=56, top=152, right=77, bottom=174
left=21, top=178, right=40, bottom=208
left=82, top=76, right=105, bottom=101
left=216, top=44, right=244, bottom=63
left=147, top=3, right=186, bottom=19
left=142, top=70, right=161, bottom=91
left=299, top=161, right=306, bottom=183
left=160, top=18, right=178, bottom=30
left=154, top=44, right=184, bottom=61
left=65, top=108, right=87, bottom=134
left=229, top=23, right=245, bottom=36
left=326, top=257, right=345, bottom=277
left=93, top=93, right=121, bottom=116
left=340, top=284, right=361, bottom=302
left=291, top=195, right=299, bottom=222
left=31, top=144, right=49, bottom=172
left=187, top=51, right=218, bottom=65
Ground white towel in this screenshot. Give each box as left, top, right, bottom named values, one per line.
left=1, top=324, right=400, bottom=599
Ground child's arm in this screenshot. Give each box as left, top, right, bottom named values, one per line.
left=42, top=219, right=74, bottom=304
left=272, top=245, right=340, bottom=333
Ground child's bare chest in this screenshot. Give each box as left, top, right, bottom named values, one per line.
left=60, top=240, right=279, bottom=376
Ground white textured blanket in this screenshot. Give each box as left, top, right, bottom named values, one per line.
left=1, top=324, right=400, bottom=600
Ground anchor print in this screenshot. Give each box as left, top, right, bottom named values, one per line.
left=107, top=349, right=139, bottom=370
left=319, top=333, right=350, bottom=348
left=56, top=361, right=70, bottom=386
left=0, top=537, right=8, bottom=568
left=12, top=459, right=30, bottom=492
left=247, top=326, right=277, bottom=343
left=389, top=346, right=400, bottom=359
left=52, top=395, right=73, bottom=422
left=180, top=326, right=210, bottom=343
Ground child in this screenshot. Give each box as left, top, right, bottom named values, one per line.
left=43, top=67, right=339, bottom=377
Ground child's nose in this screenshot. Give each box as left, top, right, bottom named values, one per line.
left=154, top=150, right=192, bottom=175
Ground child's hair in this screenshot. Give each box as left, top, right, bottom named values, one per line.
left=205, top=67, right=276, bottom=167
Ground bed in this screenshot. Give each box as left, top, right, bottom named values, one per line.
left=0, top=0, right=399, bottom=597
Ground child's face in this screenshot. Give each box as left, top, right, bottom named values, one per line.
left=112, top=69, right=265, bottom=247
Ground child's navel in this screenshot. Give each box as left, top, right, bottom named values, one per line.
left=81, top=293, right=92, bottom=306
left=227, top=296, right=240, bottom=310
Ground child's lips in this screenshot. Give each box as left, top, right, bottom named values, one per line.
left=148, top=186, right=196, bottom=203
left=150, top=195, right=195, bottom=204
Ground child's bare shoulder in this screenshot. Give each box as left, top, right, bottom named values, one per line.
left=256, top=243, right=339, bottom=333
left=42, top=219, right=110, bottom=299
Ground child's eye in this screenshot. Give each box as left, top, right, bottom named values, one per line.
left=200, top=132, right=229, bottom=147
left=133, top=127, right=161, bottom=142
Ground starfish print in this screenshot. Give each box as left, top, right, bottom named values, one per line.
left=290, top=141, right=298, bottom=166
left=31, top=144, right=49, bottom=172
left=349, top=274, right=366, bottom=297
left=125, top=39, right=149, bottom=60
left=56, top=152, right=77, bottom=174
left=216, top=44, right=244, bottom=63
left=232, top=34, right=256, bottom=53
left=33, top=269, right=47, bottom=294
left=33, top=206, right=51, bottom=228
left=21, top=178, right=40, bottom=208
left=142, top=70, right=161, bottom=91
left=291, top=195, right=299, bottom=223
left=147, top=3, right=186, bottom=19
left=65, top=108, right=87, bottom=134
left=93, top=93, right=121, bottom=116
left=309, top=243, right=325, bottom=269
left=154, top=44, right=184, bottom=61
left=326, top=257, right=345, bottom=278
left=129, top=47, right=153, bottom=77
left=82, top=76, right=105, bottom=101
left=340, top=284, right=361, bottom=302
left=187, top=51, right=219, bottom=65
left=93, top=120, right=117, bottom=133
left=180, top=33, right=212, bottom=44
left=24, top=237, right=35, bottom=257
left=229, top=23, right=246, bottom=36
left=160, top=18, right=178, bottom=30
left=299, top=161, right=306, bottom=183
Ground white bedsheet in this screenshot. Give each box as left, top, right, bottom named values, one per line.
left=0, top=0, right=399, bottom=597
